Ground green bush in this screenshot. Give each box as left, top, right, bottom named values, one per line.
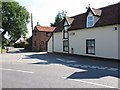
left=24, top=44, right=32, bottom=51
left=14, top=43, right=24, bottom=48
left=0, top=47, right=5, bottom=53
left=24, top=36, right=32, bottom=51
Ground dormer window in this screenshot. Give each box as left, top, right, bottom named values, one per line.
left=87, top=16, right=94, bottom=27
left=64, top=26, right=69, bottom=31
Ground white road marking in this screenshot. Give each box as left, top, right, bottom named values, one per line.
left=62, top=77, right=118, bottom=88
left=17, top=55, right=23, bottom=62
left=90, top=66, right=99, bottom=69
left=72, top=64, right=82, bottom=67
left=56, top=58, right=118, bottom=71
left=108, top=68, right=119, bottom=71
left=0, top=68, right=34, bottom=74
left=66, top=61, right=77, bottom=63
left=80, top=65, right=90, bottom=68
left=17, top=51, right=24, bottom=62
left=66, top=64, right=118, bottom=71
left=97, top=67, right=108, bottom=70
left=56, top=58, right=77, bottom=63
left=56, top=58, right=65, bottom=62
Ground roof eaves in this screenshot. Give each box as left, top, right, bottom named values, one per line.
left=91, top=8, right=97, bottom=15
left=64, top=17, right=70, bottom=26
left=92, top=8, right=102, bottom=16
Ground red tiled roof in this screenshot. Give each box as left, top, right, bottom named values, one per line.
left=35, top=26, right=56, bottom=32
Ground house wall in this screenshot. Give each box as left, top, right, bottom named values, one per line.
left=32, top=30, right=52, bottom=51
left=48, top=36, right=53, bottom=53
left=53, top=32, right=63, bottom=53
left=94, top=16, right=99, bottom=24
left=118, top=25, right=120, bottom=59
left=69, top=25, right=119, bottom=59
left=32, top=30, right=40, bottom=51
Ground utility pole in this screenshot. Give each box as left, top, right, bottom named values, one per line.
left=31, top=13, right=33, bottom=30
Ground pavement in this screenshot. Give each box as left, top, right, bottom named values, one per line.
left=0, top=48, right=120, bottom=89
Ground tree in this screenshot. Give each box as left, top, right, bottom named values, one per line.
left=0, top=2, right=2, bottom=28
left=50, top=11, right=67, bottom=27
left=2, top=1, right=30, bottom=43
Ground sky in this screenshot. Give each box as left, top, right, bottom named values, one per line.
left=15, top=0, right=120, bottom=37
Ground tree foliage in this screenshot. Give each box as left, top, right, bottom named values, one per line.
left=0, top=2, right=2, bottom=28
left=50, top=11, right=67, bottom=27
left=2, top=1, right=30, bottom=42
left=24, top=36, right=32, bottom=51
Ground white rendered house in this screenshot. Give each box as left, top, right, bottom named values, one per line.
left=48, top=3, right=120, bottom=60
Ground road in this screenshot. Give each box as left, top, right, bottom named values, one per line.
left=0, top=48, right=120, bottom=89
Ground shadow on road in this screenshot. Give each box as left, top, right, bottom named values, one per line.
left=8, top=48, right=120, bottom=80
left=23, top=52, right=120, bottom=80
left=67, top=69, right=119, bottom=79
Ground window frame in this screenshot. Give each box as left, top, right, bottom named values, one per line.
left=63, top=40, right=69, bottom=52
left=34, top=41, right=36, bottom=47
left=41, top=41, right=44, bottom=48
left=63, top=25, right=69, bottom=39
left=86, top=39, right=95, bottom=55
left=87, top=15, right=94, bottom=28
left=46, top=32, right=51, bottom=37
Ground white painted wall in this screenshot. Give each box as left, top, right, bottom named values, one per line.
left=53, top=32, right=63, bottom=53
left=48, top=36, right=53, bottom=53
left=69, top=25, right=119, bottom=59
left=94, top=16, right=99, bottom=24
left=47, top=25, right=119, bottom=59
left=118, top=25, right=120, bottom=59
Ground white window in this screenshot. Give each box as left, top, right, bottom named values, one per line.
left=64, top=26, right=69, bottom=32
left=46, top=32, right=51, bottom=37
left=63, top=40, right=68, bottom=52
left=87, top=16, right=94, bottom=27
left=63, top=26, right=69, bottom=39
left=86, top=39, right=95, bottom=54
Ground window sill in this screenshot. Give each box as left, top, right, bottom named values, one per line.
left=86, top=53, right=95, bottom=55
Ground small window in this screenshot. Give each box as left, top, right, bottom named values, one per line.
left=34, top=41, right=36, bottom=47
left=87, top=16, right=94, bottom=27
left=86, top=39, right=95, bottom=54
left=41, top=41, right=44, bottom=48
left=63, top=26, right=69, bottom=39
left=46, top=32, right=51, bottom=37
left=70, top=32, right=75, bottom=36
left=63, top=40, right=68, bottom=52
left=64, top=26, right=69, bottom=32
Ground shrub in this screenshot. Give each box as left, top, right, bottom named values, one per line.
left=24, top=36, right=32, bottom=51
left=14, top=42, right=24, bottom=48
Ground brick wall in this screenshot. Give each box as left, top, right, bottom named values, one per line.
left=32, top=29, right=52, bottom=51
